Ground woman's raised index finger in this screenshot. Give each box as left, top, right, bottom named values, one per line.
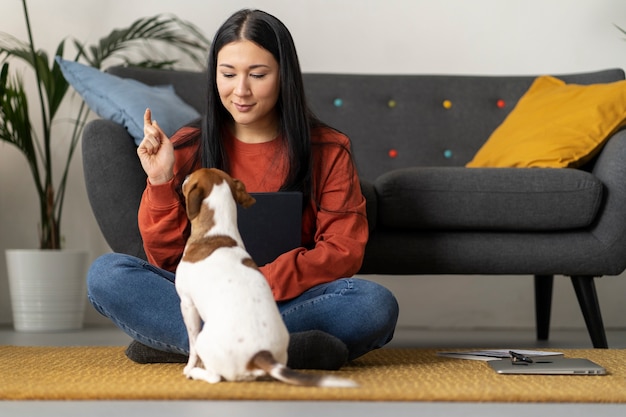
left=144, top=108, right=152, bottom=126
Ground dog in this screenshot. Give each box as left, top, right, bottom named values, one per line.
left=175, top=168, right=356, bottom=387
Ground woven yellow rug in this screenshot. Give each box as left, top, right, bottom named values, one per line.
left=1, top=346, right=626, bottom=402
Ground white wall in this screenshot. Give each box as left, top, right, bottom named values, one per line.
left=2, top=0, right=626, bottom=330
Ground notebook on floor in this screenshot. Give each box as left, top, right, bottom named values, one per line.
left=237, top=191, right=302, bottom=266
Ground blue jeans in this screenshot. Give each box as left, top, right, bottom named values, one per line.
left=87, top=253, right=399, bottom=361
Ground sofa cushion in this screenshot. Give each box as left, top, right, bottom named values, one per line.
left=56, top=57, right=200, bottom=145
left=466, top=75, right=626, bottom=168
left=374, top=167, right=603, bottom=231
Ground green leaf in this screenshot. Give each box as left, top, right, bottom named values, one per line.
left=47, top=41, right=70, bottom=119
left=77, top=14, right=209, bottom=69
left=0, top=65, right=43, bottom=197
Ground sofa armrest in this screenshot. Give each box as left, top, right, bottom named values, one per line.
left=589, top=129, right=626, bottom=252
left=82, top=119, right=147, bottom=260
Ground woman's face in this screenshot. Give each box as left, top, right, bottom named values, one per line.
left=216, top=40, right=281, bottom=142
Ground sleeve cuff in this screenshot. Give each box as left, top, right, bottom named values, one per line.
left=145, top=178, right=181, bottom=209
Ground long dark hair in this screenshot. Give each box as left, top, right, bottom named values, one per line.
left=201, top=9, right=322, bottom=198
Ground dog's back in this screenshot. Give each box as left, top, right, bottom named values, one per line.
left=177, top=244, right=290, bottom=382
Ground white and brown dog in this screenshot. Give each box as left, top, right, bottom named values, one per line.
left=175, top=168, right=356, bottom=387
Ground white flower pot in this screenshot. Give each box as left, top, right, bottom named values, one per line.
left=6, top=249, right=88, bottom=332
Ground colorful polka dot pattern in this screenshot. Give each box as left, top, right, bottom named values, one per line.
left=330, top=96, right=508, bottom=159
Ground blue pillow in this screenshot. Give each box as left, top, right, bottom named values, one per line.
left=56, top=57, right=200, bottom=145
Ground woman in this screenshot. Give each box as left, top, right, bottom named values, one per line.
left=87, top=9, right=399, bottom=370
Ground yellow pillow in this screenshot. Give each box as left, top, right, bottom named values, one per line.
left=466, top=75, right=626, bottom=168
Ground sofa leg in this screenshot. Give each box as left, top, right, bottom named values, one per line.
left=534, top=275, right=554, bottom=341
left=570, top=276, right=608, bottom=348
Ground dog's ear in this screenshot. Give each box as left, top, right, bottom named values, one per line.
left=232, top=178, right=256, bottom=208
left=185, top=183, right=205, bottom=220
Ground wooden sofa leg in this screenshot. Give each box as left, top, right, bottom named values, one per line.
left=570, top=276, right=608, bottom=348
left=534, top=275, right=554, bottom=341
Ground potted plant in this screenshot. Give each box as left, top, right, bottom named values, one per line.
left=0, top=0, right=209, bottom=331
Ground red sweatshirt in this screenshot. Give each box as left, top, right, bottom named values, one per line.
left=138, top=126, right=368, bottom=301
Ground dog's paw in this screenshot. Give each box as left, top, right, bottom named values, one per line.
left=187, top=367, right=222, bottom=383
left=183, top=364, right=194, bottom=379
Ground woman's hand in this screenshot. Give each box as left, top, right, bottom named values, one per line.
left=137, top=108, right=175, bottom=185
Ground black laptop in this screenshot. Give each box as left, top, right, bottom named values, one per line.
left=237, top=192, right=302, bottom=265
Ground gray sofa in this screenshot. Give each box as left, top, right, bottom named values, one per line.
left=82, top=66, right=626, bottom=348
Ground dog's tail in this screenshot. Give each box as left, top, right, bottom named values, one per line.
left=250, top=350, right=357, bottom=388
